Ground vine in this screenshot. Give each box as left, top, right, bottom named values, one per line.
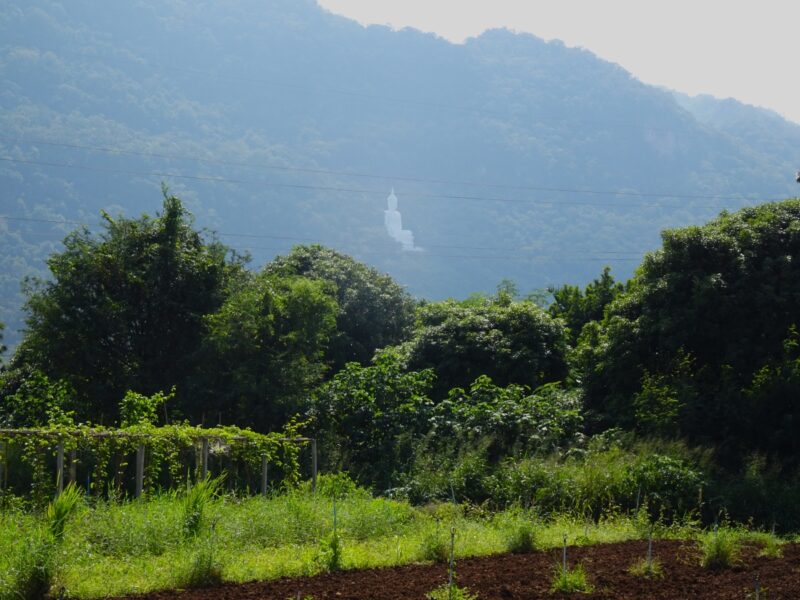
left=0, top=421, right=310, bottom=503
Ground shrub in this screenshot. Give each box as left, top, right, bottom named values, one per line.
left=426, top=583, right=478, bottom=600
left=181, top=476, right=223, bottom=538
left=758, top=535, right=783, bottom=558
left=420, top=527, right=451, bottom=563
left=700, top=528, right=740, bottom=570
left=310, top=472, right=365, bottom=499
left=627, top=557, right=664, bottom=579
left=505, top=520, right=536, bottom=554
left=316, top=532, right=343, bottom=572
left=46, top=483, right=83, bottom=541
left=550, top=563, right=592, bottom=594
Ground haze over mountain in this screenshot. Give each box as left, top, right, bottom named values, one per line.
left=1, top=0, right=799, bottom=350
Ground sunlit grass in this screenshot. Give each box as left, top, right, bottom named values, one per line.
left=0, top=482, right=740, bottom=599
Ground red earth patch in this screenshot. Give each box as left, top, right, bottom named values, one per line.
left=113, top=540, right=800, bottom=599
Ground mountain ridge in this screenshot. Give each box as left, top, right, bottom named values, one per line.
left=1, top=0, right=798, bottom=351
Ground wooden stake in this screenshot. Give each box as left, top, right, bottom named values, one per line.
left=448, top=527, right=456, bottom=600
left=135, top=444, right=145, bottom=498
left=261, top=455, right=269, bottom=497
left=68, top=449, right=77, bottom=484
left=311, top=438, right=318, bottom=494
left=0, top=439, right=6, bottom=493
left=56, top=441, right=65, bottom=495
left=201, top=438, right=209, bottom=480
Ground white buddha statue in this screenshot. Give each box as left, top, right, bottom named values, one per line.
left=384, top=188, right=418, bottom=251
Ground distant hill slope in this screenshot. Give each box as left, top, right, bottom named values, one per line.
left=1, top=0, right=799, bottom=350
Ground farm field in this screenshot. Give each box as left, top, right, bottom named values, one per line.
left=112, top=540, right=800, bottom=600
left=1, top=479, right=793, bottom=599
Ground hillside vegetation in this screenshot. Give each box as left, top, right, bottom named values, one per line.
left=2, top=0, right=800, bottom=350
left=3, top=195, right=800, bottom=531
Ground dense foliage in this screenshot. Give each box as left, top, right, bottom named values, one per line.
left=576, top=200, right=800, bottom=466
left=3, top=0, right=799, bottom=354
left=9, top=193, right=243, bottom=424
left=398, top=295, right=569, bottom=398
left=266, top=245, right=416, bottom=370
left=199, top=270, right=338, bottom=429
left=6, top=197, right=800, bottom=529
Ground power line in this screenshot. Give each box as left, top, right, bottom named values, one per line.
left=0, top=135, right=775, bottom=202
left=0, top=155, right=774, bottom=207
left=0, top=214, right=647, bottom=260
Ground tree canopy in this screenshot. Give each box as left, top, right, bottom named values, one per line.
left=576, top=200, right=800, bottom=464
left=267, top=245, right=416, bottom=370
left=396, top=295, right=569, bottom=399
left=199, top=270, right=338, bottom=430
left=11, top=193, right=244, bottom=423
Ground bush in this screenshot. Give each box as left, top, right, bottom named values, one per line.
left=316, top=532, right=343, bottom=572
left=420, top=527, right=452, bottom=563
left=181, top=476, right=223, bottom=538
left=627, top=557, right=664, bottom=579
left=504, top=520, right=536, bottom=554
left=550, top=563, right=592, bottom=594
left=426, top=583, right=478, bottom=600
left=309, top=472, right=366, bottom=499
left=46, top=483, right=83, bottom=541
left=700, top=528, right=740, bottom=570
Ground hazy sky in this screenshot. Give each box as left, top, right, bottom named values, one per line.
left=317, top=0, right=800, bottom=125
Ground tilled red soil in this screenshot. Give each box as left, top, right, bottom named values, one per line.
left=118, top=540, right=800, bottom=599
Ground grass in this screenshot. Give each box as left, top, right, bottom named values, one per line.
left=0, top=478, right=752, bottom=599
left=699, top=527, right=741, bottom=570
left=426, top=583, right=478, bottom=600
left=503, top=518, right=536, bottom=554
left=627, top=557, right=664, bottom=579
left=550, top=563, right=593, bottom=594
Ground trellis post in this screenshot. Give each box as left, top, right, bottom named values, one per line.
left=135, top=444, right=145, bottom=498
left=0, top=439, right=7, bottom=493
left=261, top=455, right=269, bottom=497
left=69, top=448, right=77, bottom=484
left=311, top=438, right=318, bottom=494
left=56, top=440, right=65, bottom=495
left=201, top=437, right=209, bottom=480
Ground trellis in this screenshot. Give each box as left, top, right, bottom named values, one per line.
left=0, top=426, right=317, bottom=500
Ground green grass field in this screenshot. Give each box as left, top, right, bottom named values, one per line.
left=0, top=478, right=787, bottom=599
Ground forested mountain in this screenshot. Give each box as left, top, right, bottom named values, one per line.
left=1, top=0, right=799, bottom=350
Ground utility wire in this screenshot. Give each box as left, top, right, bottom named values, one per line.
left=0, top=135, right=774, bottom=202
left=0, top=214, right=646, bottom=260
left=0, top=156, right=775, bottom=207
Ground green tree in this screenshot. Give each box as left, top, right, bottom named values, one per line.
left=430, top=376, right=583, bottom=460
left=202, top=271, right=338, bottom=430
left=310, top=350, right=434, bottom=490
left=548, top=266, right=625, bottom=344
left=0, top=366, right=75, bottom=427
left=578, top=200, right=800, bottom=464
left=398, top=295, right=569, bottom=399
left=12, top=193, right=244, bottom=423
left=266, top=245, right=416, bottom=370
left=119, top=388, right=174, bottom=427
